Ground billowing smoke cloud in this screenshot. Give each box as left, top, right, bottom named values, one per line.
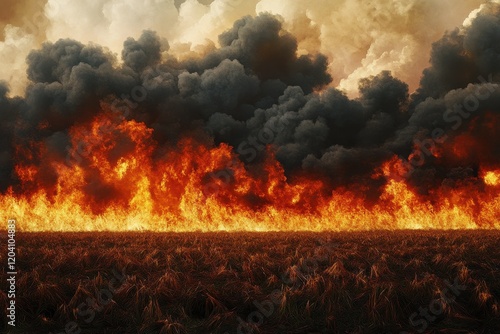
left=1, top=3, right=500, bottom=200
left=0, top=0, right=485, bottom=97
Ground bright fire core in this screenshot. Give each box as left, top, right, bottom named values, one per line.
left=1, top=113, right=499, bottom=232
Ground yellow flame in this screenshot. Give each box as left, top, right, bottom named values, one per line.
left=484, top=170, right=500, bottom=186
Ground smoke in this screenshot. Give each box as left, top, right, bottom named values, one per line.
left=0, top=0, right=48, bottom=39
left=255, top=0, right=484, bottom=96
left=0, top=2, right=499, bottom=198
left=0, top=0, right=49, bottom=97
left=0, top=0, right=485, bottom=97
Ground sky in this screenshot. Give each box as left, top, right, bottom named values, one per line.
left=0, top=0, right=487, bottom=97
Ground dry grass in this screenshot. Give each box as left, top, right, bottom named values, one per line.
left=0, top=230, right=499, bottom=333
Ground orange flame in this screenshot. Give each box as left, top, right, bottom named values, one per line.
left=1, top=112, right=499, bottom=231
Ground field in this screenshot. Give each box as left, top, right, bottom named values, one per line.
left=1, top=231, right=499, bottom=334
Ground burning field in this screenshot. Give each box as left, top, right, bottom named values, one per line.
left=0, top=0, right=499, bottom=333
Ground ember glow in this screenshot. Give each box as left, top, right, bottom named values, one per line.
left=484, top=170, right=500, bottom=186
left=0, top=1, right=499, bottom=231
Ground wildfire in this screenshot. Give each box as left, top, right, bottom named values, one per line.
left=0, top=112, right=499, bottom=232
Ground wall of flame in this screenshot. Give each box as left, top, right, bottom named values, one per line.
left=1, top=113, right=498, bottom=232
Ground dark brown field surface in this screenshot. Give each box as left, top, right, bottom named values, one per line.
left=1, top=230, right=500, bottom=334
